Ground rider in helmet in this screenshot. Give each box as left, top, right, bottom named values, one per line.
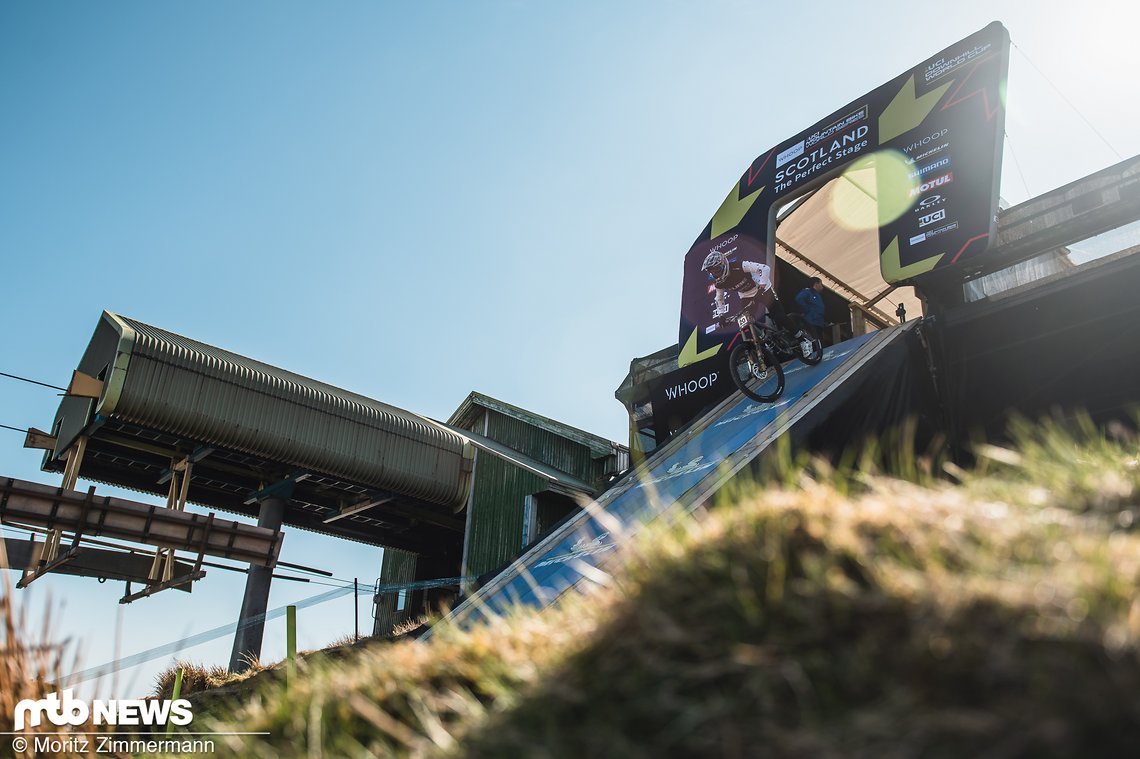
left=701, top=249, right=803, bottom=343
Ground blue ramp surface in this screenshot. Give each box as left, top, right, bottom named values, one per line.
left=444, top=324, right=914, bottom=629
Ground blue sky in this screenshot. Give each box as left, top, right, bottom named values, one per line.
left=2, top=1, right=1138, bottom=699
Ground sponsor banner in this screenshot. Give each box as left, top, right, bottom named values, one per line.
left=773, top=124, right=871, bottom=194
left=684, top=231, right=774, bottom=341
left=648, top=351, right=734, bottom=443
left=678, top=22, right=1009, bottom=366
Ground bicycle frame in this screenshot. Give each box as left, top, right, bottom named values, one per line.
left=727, top=311, right=785, bottom=403
left=737, top=311, right=816, bottom=363
left=733, top=311, right=774, bottom=354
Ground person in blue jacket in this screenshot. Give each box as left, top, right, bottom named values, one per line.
left=795, top=277, right=827, bottom=340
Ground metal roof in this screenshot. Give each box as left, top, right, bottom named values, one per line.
left=44, top=311, right=474, bottom=551
left=449, top=392, right=624, bottom=459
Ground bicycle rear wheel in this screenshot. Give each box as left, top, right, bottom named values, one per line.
left=790, top=316, right=823, bottom=366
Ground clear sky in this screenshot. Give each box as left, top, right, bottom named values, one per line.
left=2, top=1, right=1138, bottom=699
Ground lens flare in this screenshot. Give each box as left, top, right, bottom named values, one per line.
left=828, top=150, right=917, bottom=230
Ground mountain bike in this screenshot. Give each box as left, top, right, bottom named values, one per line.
left=726, top=312, right=822, bottom=403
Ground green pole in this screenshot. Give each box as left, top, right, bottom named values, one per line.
left=286, top=605, right=297, bottom=689
left=165, top=667, right=184, bottom=737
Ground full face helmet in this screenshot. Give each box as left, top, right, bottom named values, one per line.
left=701, top=250, right=730, bottom=283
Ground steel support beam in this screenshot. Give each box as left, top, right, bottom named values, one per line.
left=229, top=496, right=286, bottom=672
left=1, top=537, right=196, bottom=590
left=0, top=477, right=281, bottom=567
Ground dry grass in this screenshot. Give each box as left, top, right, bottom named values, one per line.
left=391, top=615, right=432, bottom=639
left=153, top=659, right=238, bottom=700
left=173, top=417, right=1140, bottom=758
left=325, top=632, right=364, bottom=649
left=0, top=574, right=87, bottom=758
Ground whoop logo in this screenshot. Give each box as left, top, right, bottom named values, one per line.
left=663, top=372, right=719, bottom=400
left=14, top=689, right=193, bottom=730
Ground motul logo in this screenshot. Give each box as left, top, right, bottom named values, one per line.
left=909, top=171, right=953, bottom=198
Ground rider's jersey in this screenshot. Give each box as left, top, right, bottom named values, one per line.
left=714, top=260, right=773, bottom=311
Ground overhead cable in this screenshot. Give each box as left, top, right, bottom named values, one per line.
left=1003, top=131, right=1033, bottom=199
left=0, top=371, right=67, bottom=392
left=1011, top=40, right=1123, bottom=161
left=63, top=583, right=357, bottom=684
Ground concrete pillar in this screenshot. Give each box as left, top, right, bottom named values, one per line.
left=229, top=496, right=285, bottom=672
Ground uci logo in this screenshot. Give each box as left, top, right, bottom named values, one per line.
left=918, top=209, right=947, bottom=228
left=915, top=194, right=945, bottom=212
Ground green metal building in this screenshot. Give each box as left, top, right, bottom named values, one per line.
left=373, top=392, right=628, bottom=636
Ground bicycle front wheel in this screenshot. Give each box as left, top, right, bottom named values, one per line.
left=729, top=341, right=785, bottom=402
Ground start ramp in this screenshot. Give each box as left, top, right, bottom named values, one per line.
left=442, top=322, right=919, bottom=629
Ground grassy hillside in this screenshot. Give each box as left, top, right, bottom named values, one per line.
left=177, top=417, right=1140, bottom=758
left=4, top=417, right=1137, bottom=757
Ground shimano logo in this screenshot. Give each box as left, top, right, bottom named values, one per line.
left=909, top=156, right=951, bottom=179
left=14, top=689, right=194, bottom=730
